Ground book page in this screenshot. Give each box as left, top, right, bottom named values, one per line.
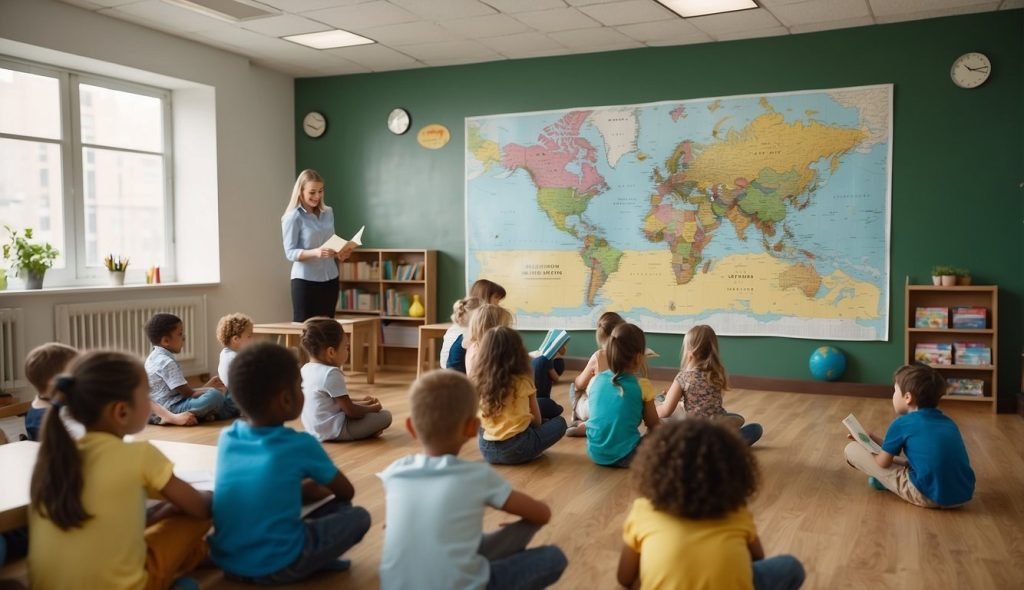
left=842, top=413, right=883, bottom=454
left=300, top=494, right=335, bottom=518
left=322, top=225, right=365, bottom=252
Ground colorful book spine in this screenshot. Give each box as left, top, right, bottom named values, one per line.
left=945, top=378, right=985, bottom=396
left=914, top=343, right=952, bottom=366
left=914, top=307, right=948, bottom=329
left=951, top=307, right=987, bottom=329
left=953, top=342, right=991, bottom=365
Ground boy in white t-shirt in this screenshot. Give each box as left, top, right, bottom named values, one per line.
left=216, top=313, right=254, bottom=388
left=378, top=370, right=567, bottom=590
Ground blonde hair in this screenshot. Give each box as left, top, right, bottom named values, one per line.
left=216, top=313, right=253, bottom=347
left=410, top=370, right=479, bottom=445
left=451, top=297, right=484, bottom=327
left=682, top=325, right=727, bottom=391
left=470, top=327, right=531, bottom=418
left=282, top=169, right=325, bottom=219
left=607, top=323, right=646, bottom=387
left=465, top=304, right=513, bottom=346
left=596, top=311, right=625, bottom=348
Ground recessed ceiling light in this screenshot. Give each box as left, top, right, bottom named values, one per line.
left=658, top=0, right=759, bottom=18
left=283, top=30, right=376, bottom=50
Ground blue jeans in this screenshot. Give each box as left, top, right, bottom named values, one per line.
left=532, top=357, right=565, bottom=419
left=479, top=417, right=567, bottom=465
left=480, top=521, right=567, bottom=590
left=166, top=389, right=239, bottom=420
left=753, top=554, right=805, bottom=590
left=24, top=407, right=45, bottom=441
left=229, top=499, right=371, bottom=585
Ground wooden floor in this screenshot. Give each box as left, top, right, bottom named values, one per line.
left=128, top=370, right=1024, bottom=589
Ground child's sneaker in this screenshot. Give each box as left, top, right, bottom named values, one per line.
left=867, top=476, right=886, bottom=491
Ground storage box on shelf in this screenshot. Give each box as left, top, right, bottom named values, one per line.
left=338, top=249, right=436, bottom=368
left=904, top=284, right=998, bottom=411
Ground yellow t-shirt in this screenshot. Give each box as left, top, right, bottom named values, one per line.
left=623, top=498, right=757, bottom=590
left=480, top=375, right=535, bottom=441
left=29, top=432, right=174, bottom=590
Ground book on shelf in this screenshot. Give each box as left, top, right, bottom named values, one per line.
left=951, top=307, right=987, bottom=329
left=340, top=260, right=380, bottom=281
left=914, top=342, right=952, bottom=366
left=953, top=342, right=991, bottom=365
left=535, top=329, right=570, bottom=360
left=321, top=225, right=364, bottom=255
left=914, top=307, right=948, bottom=328
left=945, top=378, right=985, bottom=396
left=339, top=288, right=380, bottom=312
left=388, top=261, right=424, bottom=281
left=384, top=289, right=413, bottom=316
left=842, top=414, right=883, bottom=455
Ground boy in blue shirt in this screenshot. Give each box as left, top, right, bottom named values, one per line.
left=210, top=342, right=371, bottom=583
left=378, top=370, right=567, bottom=590
left=844, top=364, right=975, bottom=508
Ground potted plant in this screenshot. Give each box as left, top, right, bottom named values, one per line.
left=2, top=226, right=59, bottom=290
left=104, top=254, right=130, bottom=286
left=954, top=268, right=972, bottom=286
left=931, top=265, right=957, bottom=287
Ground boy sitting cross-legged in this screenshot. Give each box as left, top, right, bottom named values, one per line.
left=378, top=369, right=568, bottom=590
left=210, top=342, right=371, bottom=583
left=145, top=313, right=239, bottom=423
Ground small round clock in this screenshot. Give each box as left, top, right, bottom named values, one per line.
left=387, top=107, right=410, bottom=135
left=303, top=111, right=326, bottom=138
left=950, top=52, right=991, bottom=89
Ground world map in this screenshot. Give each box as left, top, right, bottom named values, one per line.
left=465, top=85, right=891, bottom=340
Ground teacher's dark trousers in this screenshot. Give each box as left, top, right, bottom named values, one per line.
left=291, top=278, right=340, bottom=322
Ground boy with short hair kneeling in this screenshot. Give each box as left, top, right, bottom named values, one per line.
left=210, top=342, right=371, bottom=583
left=844, top=364, right=975, bottom=508
left=378, top=370, right=568, bottom=590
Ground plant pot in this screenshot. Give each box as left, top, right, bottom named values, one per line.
left=957, top=275, right=972, bottom=286
left=24, top=269, right=45, bottom=289
left=931, top=276, right=941, bottom=286
left=109, top=270, right=126, bottom=286
left=940, top=275, right=957, bottom=287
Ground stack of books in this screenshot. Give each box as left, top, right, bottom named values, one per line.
left=951, top=307, right=987, bottom=329
left=945, top=378, right=985, bottom=396
left=340, top=261, right=380, bottom=281
left=914, top=343, right=952, bottom=366
left=384, top=289, right=412, bottom=316
left=339, top=289, right=379, bottom=312
left=953, top=342, right=991, bottom=365
left=914, top=307, right=948, bottom=328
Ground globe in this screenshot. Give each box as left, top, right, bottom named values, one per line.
left=809, top=346, right=846, bottom=381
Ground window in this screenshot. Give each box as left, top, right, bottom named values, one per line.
left=0, top=58, right=173, bottom=286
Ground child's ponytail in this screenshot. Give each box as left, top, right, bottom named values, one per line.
left=450, top=296, right=483, bottom=327
left=29, top=351, right=144, bottom=530
left=30, top=376, right=89, bottom=530
left=606, top=323, right=646, bottom=387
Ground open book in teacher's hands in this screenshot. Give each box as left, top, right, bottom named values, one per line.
left=843, top=413, right=884, bottom=454
left=321, top=225, right=364, bottom=254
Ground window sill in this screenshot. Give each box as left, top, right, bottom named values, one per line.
left=0, top=281, right=219, bottom=299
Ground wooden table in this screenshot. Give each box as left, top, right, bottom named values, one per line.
left=417, top=322, right=452, bottom=376
left=253, top=317, right=379, bottom=384
left=0, top=439, right=217, bottom=533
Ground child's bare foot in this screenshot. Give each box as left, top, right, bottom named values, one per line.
left=566, top=421, right=587, bottom=437
left=167, top=411, right=198, bottom=426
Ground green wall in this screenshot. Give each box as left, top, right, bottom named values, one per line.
left=296, top=10, right=1023, bottom=410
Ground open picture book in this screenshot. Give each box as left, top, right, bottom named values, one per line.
left=321, top=225, right=364, bottom=254
left=151, top=469, right=335, bottom=518
left=843, top=413, right=883, bottom=454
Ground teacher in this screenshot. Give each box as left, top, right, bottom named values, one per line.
left=281, top=169, right=350, bottom=322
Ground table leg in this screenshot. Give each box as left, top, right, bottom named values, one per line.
left=366, top=323, right=377, bottom=385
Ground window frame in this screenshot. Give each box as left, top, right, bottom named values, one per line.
left=0, top=56, right=175, bottom=287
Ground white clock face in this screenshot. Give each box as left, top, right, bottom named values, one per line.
left=303, top=112, right=326, bottom=138
left=388, top=108, right=410, bottom=135
left=951, top=52, right=991, bottom=89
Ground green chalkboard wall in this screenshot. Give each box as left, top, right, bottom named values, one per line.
left=296, top=10, right=1023, bottom=411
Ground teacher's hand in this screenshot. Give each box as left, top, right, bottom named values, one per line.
left=336, top=250, right=352, bottom=262
left=318, top=247, right=338, bottom=258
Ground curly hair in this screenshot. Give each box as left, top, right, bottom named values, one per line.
left=229, top=342, right=301, bottom=421
left=632, top=419, right=759, bottom=520
left=450, top=296, right=484, bottom=327
left=216, top=313, right=253, bottom=347
left=470, top=326, right=531, bottom=418
left=300, top=317, right=345, bottom=361
left=145, top=313, right=181, bottom=345
left=682, top=325, right=727, bottom=391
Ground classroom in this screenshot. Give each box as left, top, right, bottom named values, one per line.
left=1, top=0, right=1022, bottom=588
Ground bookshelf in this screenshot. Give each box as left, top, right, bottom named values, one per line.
left=904, top=285, right=998, bottom=411
left=338, top=249, right=437, bottom=368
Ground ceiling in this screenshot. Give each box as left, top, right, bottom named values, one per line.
left=58, top=0, right=1022, bottom=77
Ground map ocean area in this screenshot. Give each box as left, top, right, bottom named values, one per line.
left=466, top=85, right=891, bottom=340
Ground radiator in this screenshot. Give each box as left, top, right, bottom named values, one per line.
left=54, top=296, right=208, bottom=375
left=0, top=308, right=26, bottom=392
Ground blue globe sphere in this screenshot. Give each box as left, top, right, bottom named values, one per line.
left=809, top=346, right=846, bottom=381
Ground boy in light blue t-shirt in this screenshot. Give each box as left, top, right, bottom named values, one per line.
left=210, top=342, right=370, bottom=584
left=844, top=364, right=975, bottom=508
left=378, top=370, right=567, bottom=590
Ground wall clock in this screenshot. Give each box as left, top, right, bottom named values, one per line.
left=303, top=111, right=326, bottom=138
left=950, top=52, right=991, bottom=89
left=388, top=108, right=410, bottom=135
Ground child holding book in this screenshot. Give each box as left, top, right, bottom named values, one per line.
left=657, top=325, right=764, bottom=446
left=586, top=323, right=660, bottom=467
left=567, top=311, right=625, bottom=437
left=619, top=419, right=805, bottom=590
left=471, top=327, right=567, bottom=465
left=463, top=303, right=513, bottom=376
left=843, top=364, right=975, bottom=508
left=378, top=370, right=567, bottom=589
left=531, top=340, right=566, bottom=420
left=216, top=312, right=254, bottom=388
left=28, top=351, right=212, bottom=589
left=299, top=318, right=392, bottom=442
left=210, top=342, right=371, bottom=583
left=439, top=296, right=483, bottom=373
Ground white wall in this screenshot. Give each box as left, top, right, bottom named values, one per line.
left=0, top=0, right=296, bottom=395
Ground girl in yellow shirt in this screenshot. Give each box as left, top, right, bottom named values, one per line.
left=28, top=351, right=212, bottom=590
left=618, top=420, right=805, bottom=590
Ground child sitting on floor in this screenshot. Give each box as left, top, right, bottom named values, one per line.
left=23, top=343, right=81, bottom=441
left=216, top=313, right=254, bottom=389
left=567, top=311, right=625, bottom=437
left=439, top=296, right=483, bottom=373
left=299, top=318, right=392, bottom=442
left=378, top=369, right=567, bottom=589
